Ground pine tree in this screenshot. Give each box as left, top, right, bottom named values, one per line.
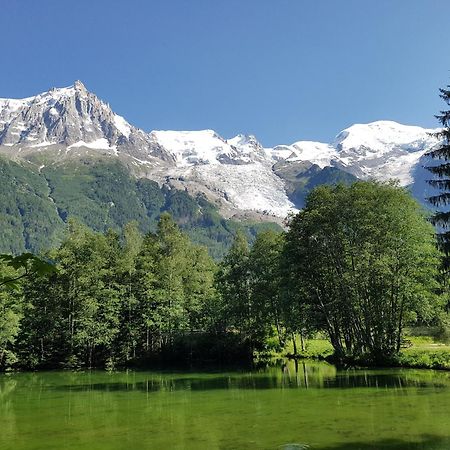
left=426, top=84, right=450, bottom=255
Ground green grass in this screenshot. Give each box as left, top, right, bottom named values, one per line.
left=397, top=335, right=450, bottom=370
left=285, top=333, right=450, bottom=370
left=284, top=336, right=334, bottom=359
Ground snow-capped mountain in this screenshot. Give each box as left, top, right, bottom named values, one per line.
left=0, top=82, right=441, bottom=219
left=146, top=130, right=295, bottom=218
left=0, top=80, right=169, bottom=162
left=331, top=121, right=438, bottom=185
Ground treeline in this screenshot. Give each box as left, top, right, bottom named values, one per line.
left=0, top=181, right=447, bottom=370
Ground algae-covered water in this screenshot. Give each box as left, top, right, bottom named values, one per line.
left=1, top=361, right=450, bottom=450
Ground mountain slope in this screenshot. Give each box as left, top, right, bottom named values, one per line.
left=0, top=81, right=442, bottom=256
left=0, top=155, right=280, bottom=257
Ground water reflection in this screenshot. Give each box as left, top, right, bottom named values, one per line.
left=25, top=361, right=447, bottom=393
left=1, top=362, right=450, bottom=450
left=323, top=435, right=450, bottom=449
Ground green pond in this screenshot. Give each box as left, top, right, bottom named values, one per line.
left=1, top=361, right=450, bottom=450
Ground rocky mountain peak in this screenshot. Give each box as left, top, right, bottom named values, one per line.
left=0, top=82, right=169, bottom=163
left=73, top=80, right=86, bottom=92
left=0, top=83, right=443, bottom=219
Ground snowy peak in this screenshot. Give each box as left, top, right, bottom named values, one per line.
left=227, top=134, right=267, bottom=163
left=0, top=82, right=443, bottom=219
left=330, top=120, right=439, bottom=184
left=149, top=130, right=267, bottom=166
left=150, top=130, right=228, bottom=166
left=0, top=81, right=162, bottom=161
left=334, top=120, right=437, bottom=155
left=73, top=79, right=86, bottom=91
left=270, top=141, right=338, bottom=168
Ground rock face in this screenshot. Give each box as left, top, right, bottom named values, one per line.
left=0, top=82, right=441, bottom=219
left=0, top=81, right=167, bottom=162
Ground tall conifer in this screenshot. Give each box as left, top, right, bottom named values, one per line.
left=426, top=84, right=450, bottom=255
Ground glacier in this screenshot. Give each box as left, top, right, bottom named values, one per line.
left=0, top=82, right=441, bottom=219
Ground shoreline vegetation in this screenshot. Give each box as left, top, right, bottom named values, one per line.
left=1, top=181, right=450, bottom=373
left=283, top=334, right=450, bottom=371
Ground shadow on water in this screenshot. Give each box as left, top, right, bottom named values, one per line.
left=314, top=435, right=450, bottom=449
left=279, top=435, right=450, bottom=449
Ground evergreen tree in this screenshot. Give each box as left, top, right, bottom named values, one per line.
left=426, top=83, right=450, bottom=255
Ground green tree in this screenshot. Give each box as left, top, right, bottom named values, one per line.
left=20, top=221, right=122, bottom=368
left=0, top=253, right=55, bottom=369
left=426, top=83, right=450, bottom=255
left=133, top=213, right=218, bottom=356
left=114, top=222, right=143, bottom=363
left=0, top=262, right=22, bottom=368
left=216, top=231, right=252, bottom=339
left=283, top=181, right=442, bottom=361
left=182, top=245, right=217, bottom=332
left=248, top=230, right=286, bottom=348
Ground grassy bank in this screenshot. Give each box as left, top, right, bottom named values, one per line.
left=396, top=336, right=450, bottom=370
left=287, top=334, right=450, bottom=370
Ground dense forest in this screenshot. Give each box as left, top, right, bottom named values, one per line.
left=0, top=181, right=447, bottom=370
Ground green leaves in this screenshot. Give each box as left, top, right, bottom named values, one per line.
left=283, top=181, right=442, bottom=360
left=0, top=253, right=56, bottom=289
left=425, top=83, right=450, bottom=257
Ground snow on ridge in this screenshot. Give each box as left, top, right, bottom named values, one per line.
left=327, top=120, right=440, bottom=185
left=191, top=162, right=296, bottom=217
left=334, top=120, right=438, bottom=154
left=270, top=141, right=338, bottom=168
left=0, top=85, right=77, bottom=109
left=113, top=114, right=131, bottom=138
left=151, top=129, right=233, bottom=166
left=149, top=130, right=295, bottom=216
left=68, top=138, right=117, bottom=153
left=0, top=81, right=442, bottom=215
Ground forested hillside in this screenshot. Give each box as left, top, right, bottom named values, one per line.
left=0, top=156, right=279, bottom=258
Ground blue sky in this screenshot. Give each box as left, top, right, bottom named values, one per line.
left=2, top=0, right=449, bottom=146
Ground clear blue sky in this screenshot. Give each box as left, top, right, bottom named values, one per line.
left=2, top=0, right=449, bottom=146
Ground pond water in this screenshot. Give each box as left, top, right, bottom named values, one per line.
left=1, top=361, right=450, bottom=450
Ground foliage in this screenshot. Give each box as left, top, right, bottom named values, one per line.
left=0, top=253, right=55, bottom=289
left=0, top=253, right=55, bottom=367
left=12, top=216, right=220, bottom=369
left=0, top=262, right=22, bottom=367
left=426, top=83, right=450, bottom=255
left=0, top=181, right=446, bottom=370
left=282, top=181, right=442, bottom=361
left=397, top=348, right=450, bottom=370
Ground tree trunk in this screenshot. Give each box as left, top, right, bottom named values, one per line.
left=292, top=333, right=298, bottom=355
left=300, top=333, right=305, bottom=352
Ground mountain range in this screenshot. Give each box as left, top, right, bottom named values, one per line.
left=0, top=81, right=441, bottom=255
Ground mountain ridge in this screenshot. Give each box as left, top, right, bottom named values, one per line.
left=0, top=81, right=441, bottom=219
